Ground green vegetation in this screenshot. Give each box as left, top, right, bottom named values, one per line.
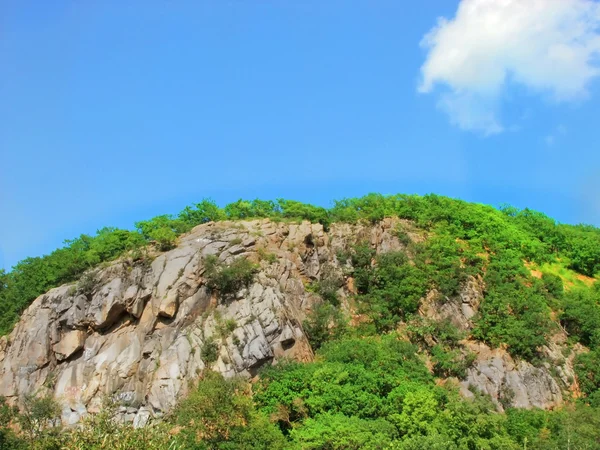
left=200, top=336, right=219, bottom=364
left=2, top=193, right=600, bottom=447
left=305, top=264, right=344, bottom=306
left=3, top=193, right=600, bottom=339
left=2, top=340, right=600, bottom=449
left=303, top=302, right=348, bottom=351
left=203, top=255, right=259, bottom=298
left=172, top=370, right=285, bottom=449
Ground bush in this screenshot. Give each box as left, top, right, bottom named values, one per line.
left=203, top=256, right=259, bottom=297
left=201, top=337, right=219, bottom=363
left=17, top=394, right=61, bottom=446
left=574, top=350, right=600, bottom=402
left=173, top=371, right=285, bottom=449
left=306, top=264, right=344, bottom=306
left=303, top=303, right=348, bottom=351
left=289, top=413, right=397, bottom=449
left=411, top=317, right=461, bottom=343
left=178, top=199, right=225, bottom=226
left=472, top=250, right=555, bottom=361
left=360, top=252, right=428, bottom=332
left=6, top=191, right=599, bottom=345
left=430, top=345, right=475, bottom=379
left=135, top=215, right=183, bottom=251
left=560, top=289, right=600, bottom=347
left=542, top=272, right=564, bottom=298
left=414, top=233, right=472, bottom=297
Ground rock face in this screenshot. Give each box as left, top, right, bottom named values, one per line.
left=0, top=219, right=576, bottom=425
left=419, top=273, right=576, bottom=411
left=460, top=342, right=566, bottom=411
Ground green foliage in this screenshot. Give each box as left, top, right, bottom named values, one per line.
left=215, top=318, right=238, bottom=340
left=76, top=271, right=97, bottom=297
left=560, top=289, right=600, bottom=347
left=561, top=224, right=600, bottom=277
left=472, top=250, right=555, bottom=360
left=289, top=413, right=397, bottom=449
left=358, top=251, right=429, bottom=332
left=254, top=335, right=432, bottom=425
left=1, top=337, right=600, bottom=449
left=340, top=242, right=376, bottom=294
left=253, top=332, right=571, bottom=449
left=472, top=287, right=553, bottom=361
left=574, top=350, right=600, bottom=403
left=406, top=317, right=465, bottom=349
left=14, top=394, right=61, bottom=447
left=135, top=215, right=184, bottom=251
left=0, top=227, right=145, bottom=335
left=201, top=336, right=219, bottom=363
left=277, top=198, right=330, bottom=229
left=541, top=272, right=564, bottom=299
left=406, top=318, right=474, bottom=379
left=178, top=199, right=225, bottom=226
left=173, top=371, right=285, bottom=449
left=306, top=264, right=344, bottom=306
left=430, top=345, right=475, bottom=379
left=303, top=303, right=348, bottom=351
left=505, top=405, right=600, bottom=449
left=257, top=247, right=278, bottom=264
left=413, top=233, right=475, bottom=297
left=61, top=400, right=177, bottom=450
left=5, top=192, right=600, bottom=346
left=203, top=255, right=259, bottom=297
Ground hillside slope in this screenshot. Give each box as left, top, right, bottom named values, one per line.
left=1, top=194, right=600, bottom=447
left=0, top=216, right=587, bottom=423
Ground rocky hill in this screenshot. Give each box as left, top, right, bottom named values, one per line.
left=0, top=216, right=580, bottom=426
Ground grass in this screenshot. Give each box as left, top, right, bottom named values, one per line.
left=534, top=260, right=597, bottom=290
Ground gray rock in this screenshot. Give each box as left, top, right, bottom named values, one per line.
left=0, top=218, right=575, bottom=425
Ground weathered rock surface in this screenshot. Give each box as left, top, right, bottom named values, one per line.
left=460, top=342, right=566, bottom=411
left=419, top=274, right=572, bottom=410
left=0, top=218, right=577, bottom=425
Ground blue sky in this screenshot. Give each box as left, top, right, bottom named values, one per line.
left=2, top=0, right=600, bottom=270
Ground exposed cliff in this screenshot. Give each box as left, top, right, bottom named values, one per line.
left=0, top=218, right=579, bottom=425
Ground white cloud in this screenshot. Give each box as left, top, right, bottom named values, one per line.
left=419, top=0, right=600, bottom=134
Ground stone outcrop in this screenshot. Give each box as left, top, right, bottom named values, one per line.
left=419, top=273, right=571, bottom=410
left=460, top=342, right=565, bottom=410
left=0, top=219, right=404, bottom=425
left=0, top=218, right=578, bottom=425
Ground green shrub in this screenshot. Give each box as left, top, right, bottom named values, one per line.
left=306, top=265, right=344, bottom=306
left=17, top=394, right=61, bottom=446
left=430, top=345, right=475, bottom=379
left=178, top=199, right=225, bottom=226
left=289, top=413, right=397, bottom=449
left=360, top=252, right=429, bottom=332
left=472, top=250, right=555, bottom=361
left=76, top=271, right=97, bottom=297
left=560, top=289, right=600, bottom=347
left=574, top=350, right=600, bottom=402
left=303, top=303, right=348, bottom=351
left=257, top=248, right=278, bottom=264
left=135, top=215, right=182, bottom=251
left=203, top=256, right=259, bottom=297
left=173, top=371, right=285, bottom=449
left=542, top=272, right=564, bottom=298
left=201, top=337, right=219, bottom=363
left=406, top=317, right=465, bottom=349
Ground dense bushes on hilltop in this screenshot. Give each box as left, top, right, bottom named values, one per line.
left=0, top=194, right=598, bottom=343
